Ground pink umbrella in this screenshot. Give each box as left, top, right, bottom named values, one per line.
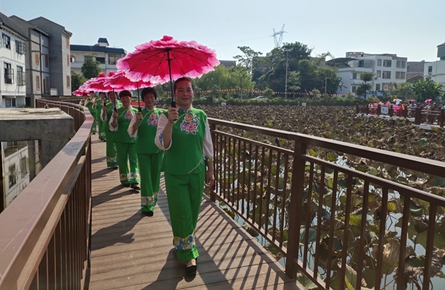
left=104, top=71, right=158, bottom=109
left=116, top=35, right=220, bottom=106
left=425, top=98, right=432, bottom=102
left=72, top=83, right=90, bottom=96
left=85, top=72, right=115, bottom=92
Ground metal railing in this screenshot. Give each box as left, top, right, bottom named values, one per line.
left=0, top=100, right=93, bottom=289
left=208, top=118, right=445, bottom=290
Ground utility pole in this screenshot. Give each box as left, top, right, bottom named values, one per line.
left=325, top=77, right=328, bottom=95
left=285, top=50, right=289, bottom=98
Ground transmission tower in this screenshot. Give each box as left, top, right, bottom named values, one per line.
left=272, top=24, right=286, bottom=48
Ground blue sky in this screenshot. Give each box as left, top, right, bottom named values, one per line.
left=2, top=0, right=444, bottom=62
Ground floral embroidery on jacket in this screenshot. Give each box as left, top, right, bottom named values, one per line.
left=125, top=110, right=133, bottom=120
left=180, top=112, right=199, bottom=134
left=147, top=112, right=159, bottom=126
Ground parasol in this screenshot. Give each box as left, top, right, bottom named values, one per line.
left=116, top=35, right=219, bottom=106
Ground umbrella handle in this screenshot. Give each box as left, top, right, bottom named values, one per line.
left=138, top=106, right=142, bottom=112
left=171, top=101, right=176, bottom=107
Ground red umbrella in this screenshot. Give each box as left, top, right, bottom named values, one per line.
left=116, top=35, right=220, bottom=106
left=104, top=71, right=158, bottom=109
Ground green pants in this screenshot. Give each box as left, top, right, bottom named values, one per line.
left=116, top=142, right=139, bottom=185
left=98, top=118, right=106, bottom=141
left=164, top=172, right=205, bottom=263
left=104, top=128, right=116, bottom=168
left=138, top=152, right=164, bottom=212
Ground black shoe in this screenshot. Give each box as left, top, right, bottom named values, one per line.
left=122, top=184, right=131, bottom=187
left=142, top=211, right=153, bottom=216
left=185, top=259, right=197, bottom=275
left=130, top=183, right=140, bottom=190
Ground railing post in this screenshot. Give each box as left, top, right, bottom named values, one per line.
left=377, top=104, right=381, bottom=116
left=210, top=122, right=217, bottom=202
left=415, top=107, right=421, bottom=124
left=285, top=136, right=307, bottom=279
left=440, top=109, right=444, bottom=128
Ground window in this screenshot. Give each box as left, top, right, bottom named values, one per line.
left=358, top=60, right=364, bottom=67
left=20, top=157, right=28, bottom=178
left=2, top=34, right=11, bottom=49
left=9, top=164, right=16, bottom=188
left=44, top=54, right=49, bottom=68
left=428, top=66, right=433, bottom=73
left=376, top=70, right=381, bottom=78
left=383, top=60, right=392, bottom=67
left=4, top=63, right=13, bottom=84
left=108, top=54, right=120, bottom=65
left=377, top=59, right=382, bottom=66
left=352, top=86, right=356, bottom=93
left=396, top=60, right=406, bottom=68
left=4, top=97, right=16, bottom=108
left=15, top=40, right=26, bottom=54
left=66, top=75, right=70, bottom=88
left=96, top=57, right=105, bottom=64
left=352, top=73, right=357, bottom=79
left=44, top=77, right=50, bottom=92
left=67, top=54, right=70, bottom=66
left=66, top=37, right=69, bottom=49
left=376, top=84, right=380, bottom=91
left=382, top=71, right=391, bottom=79
left=35, top=52, right=40, bottom=65
left=36, top=75, right=40, bottom=91
left=70, top=56, right=75, bottom=63
left=396, top=71, right=406, bottom=79
left=17, top=66, right=25, bottom=85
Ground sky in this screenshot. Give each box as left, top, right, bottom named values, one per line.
left=2, top=0, right=445, bottom=62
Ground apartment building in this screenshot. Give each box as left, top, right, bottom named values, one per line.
left=27, top=17, right=72, bottom=96
left=329, top=52, right=407, bottom=96
left=0, top=13, right=27, bottom=108
left=424, top=42, right=445, bottom=87
left=70, top=38, right=126, bottom=76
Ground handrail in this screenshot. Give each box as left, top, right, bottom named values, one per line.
left=208, top=117, right=445, bottom=289
left=0, top=100, right=93, bottom=289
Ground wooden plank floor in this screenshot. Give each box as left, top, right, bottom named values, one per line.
left=88, top=134, right=300, bottom=290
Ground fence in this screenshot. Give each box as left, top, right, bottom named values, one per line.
left=0, top=100, right=93, bottom=289
left=208, top=118, right=445, bottom=289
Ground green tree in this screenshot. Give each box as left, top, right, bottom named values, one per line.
left=263, top=88, right=274, bottom=99
left=412, top=78, right=443, bottom=102
left=391, top=82, right=413, bottom=100
left=71, top=71, right=87, bottom=92
left=356, top=72, right=374, bottom=98
left=234, top=46, right=263, bottom=75
left=81, top=55, right=101, bottom=79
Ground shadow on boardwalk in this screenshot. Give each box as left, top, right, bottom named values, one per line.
left=89, top=134, right=300, bottom=289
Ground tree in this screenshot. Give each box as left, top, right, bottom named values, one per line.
left=391, top=82, right=413, bottom=100
left=71, top=71, right=87, bottom=92
left=81, top=55, right=101, bottom=79
left=356, top=72, right=374, bottom=98
left=234, top=46, right=262, bottom=75
left=411, top=78, right=443, bottom=102
left=263, top=88, right=274, bottom=99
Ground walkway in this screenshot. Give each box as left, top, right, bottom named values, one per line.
left=88, top=134, right=299, bottom=289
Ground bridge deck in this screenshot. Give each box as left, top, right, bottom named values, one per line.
left=89, top=134, right=299, bottom=289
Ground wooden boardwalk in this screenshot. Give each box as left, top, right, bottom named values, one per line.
left=89, top=134, right=299, bottom=290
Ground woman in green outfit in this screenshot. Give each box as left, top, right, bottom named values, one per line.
left=110, top=90, right=139, bottom=188
left=101, top=91, right=121, bottom=168
left=93, top=92, right=107, bottom=141
left=86, top=91, right=97, bottom=134
left=155, top=77, right=214, bottom=275
left=128, top=87, right=164, bottom=216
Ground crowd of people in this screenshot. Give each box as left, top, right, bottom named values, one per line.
left=368, top=99, right=445, bottom=118
left=80, top=77, right=214, bottom=276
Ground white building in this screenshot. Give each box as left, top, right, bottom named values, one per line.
left=329, top=52, right=407, bottom=96
left=70, top=38, right=126, bottom=77
left=424, top=42, right=445, bottom=87
left=0, top=13, right=27, bottom=108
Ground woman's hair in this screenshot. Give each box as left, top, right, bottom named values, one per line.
left=118, top=90, right=132, bottom=98
left=174, top=77, right=193, bottom=91
left=141, top=87, right=157, bottom=100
